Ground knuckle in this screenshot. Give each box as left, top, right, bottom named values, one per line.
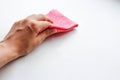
left=22, top=18, right=31, bottom=24
left=22, top=18, right=37, bottom=27
left=29, top=20, right=37, bottom=27
left=31, top=14, right=37, bottom=16
left=27, top=14, right=37, bottom=18
left=22, top=19, right=37, bottom=32
left=13, top=21, right=20, bottom=26
left=38, top=14, right=46, bottom=20
left=38, top=14, right=45, bottom=17
left=24, top=18, right=30, bottom=22
left=28, top=21, right=38, bottom=33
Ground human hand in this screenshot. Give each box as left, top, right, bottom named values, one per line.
left=1, top=14, right=56, bottom=57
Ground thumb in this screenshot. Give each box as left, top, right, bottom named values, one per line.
left=35, top=28, right=57, bottom=45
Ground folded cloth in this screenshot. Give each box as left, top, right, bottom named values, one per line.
left=46, top=9, right=78, bottom=33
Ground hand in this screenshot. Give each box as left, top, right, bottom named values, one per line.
left=1, top=14, right=56, bottom=57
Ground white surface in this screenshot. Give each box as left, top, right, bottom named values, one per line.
left=0, top=0, right=120, bottom=80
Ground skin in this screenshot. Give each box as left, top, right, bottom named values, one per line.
left=0, top=14, right=57, bottom=68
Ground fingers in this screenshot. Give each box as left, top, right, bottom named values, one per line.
left=28, top=20, right=52, bottom=33
left=35, top=28, right=57, bottom=44
left=21, top=14, right=53, bottom=34
left=26, top=14, right=52, bottom=23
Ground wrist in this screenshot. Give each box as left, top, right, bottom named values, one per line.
left=0, top=41, right=20, bottom=68
left=0, top=41, right=21, bottom=57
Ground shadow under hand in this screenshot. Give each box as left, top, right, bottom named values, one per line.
left=0, top=29, right=78, bottom=76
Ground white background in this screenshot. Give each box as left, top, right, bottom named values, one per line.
left=0, top=0, right=120, bottom=80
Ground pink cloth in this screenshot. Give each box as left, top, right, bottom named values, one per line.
left=46, top=9, right=78, bottom=33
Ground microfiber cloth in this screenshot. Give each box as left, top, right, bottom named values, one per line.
left=46, top=9, right=78, bottom=33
